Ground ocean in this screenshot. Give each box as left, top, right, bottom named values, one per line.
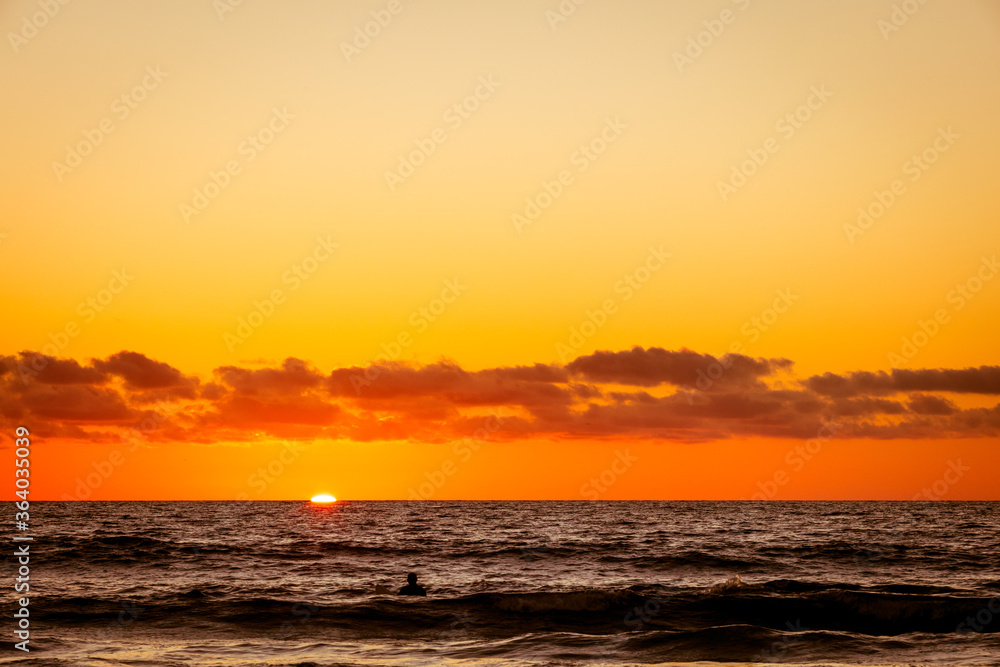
left=7, top=501, right=1000, bottom=666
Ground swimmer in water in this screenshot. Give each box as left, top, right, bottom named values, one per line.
left=398, top=572, right=426, bottom=596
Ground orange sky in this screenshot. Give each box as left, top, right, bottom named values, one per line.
left=2, top=0, right=999, bottom=499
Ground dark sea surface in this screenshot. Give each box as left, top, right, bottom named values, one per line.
left=5, top=501, right=1000, bottom=666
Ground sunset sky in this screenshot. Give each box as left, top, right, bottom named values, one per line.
left=2, top=0, right=999, bottom=500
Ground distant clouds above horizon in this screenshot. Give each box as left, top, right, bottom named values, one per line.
left=3, top=347, right=998, bottom=446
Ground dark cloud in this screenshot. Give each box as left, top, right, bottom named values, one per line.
left=328, top=361, right=573, bottom=410
left=832, top=397, right=907, bottom=417
left=13, top=352, right=107, bottom=386
left=907, top=394, right=957, bottom=416
left=893, top=367, right=1000, bottom=394
left=1, top=348, right=997, bottom=444
left=806, top=366, right=1000, bottom=397
left=566, top=346, right=792, bottom=388
left=20, top=384, right=132, bottom=422
left=804, top=371, right=893, bottom=398
left=93, top=351, right=194, bottom=390
left=216, top=357, right=323, bottom=395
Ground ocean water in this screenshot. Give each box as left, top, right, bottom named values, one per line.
left=7, top=501, right=1000, bottom=666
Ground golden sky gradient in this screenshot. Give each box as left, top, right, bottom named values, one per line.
left=2, top=0, right=999, bottom=499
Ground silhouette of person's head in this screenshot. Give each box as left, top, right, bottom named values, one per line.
left=399, top=571, right=426, bottom=596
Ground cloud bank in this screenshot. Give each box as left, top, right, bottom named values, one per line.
left=2, top=347, right=998, bottom=444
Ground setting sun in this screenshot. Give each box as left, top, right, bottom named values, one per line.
left=310, top=494, right=337, bottom=503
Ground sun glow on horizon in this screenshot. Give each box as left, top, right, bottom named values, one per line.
left=310, top=494, right=337, bottom=503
